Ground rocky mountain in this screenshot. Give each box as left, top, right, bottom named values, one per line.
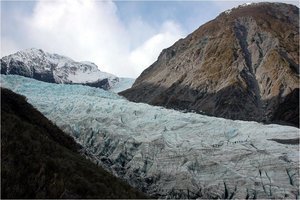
left=1, top=87, right=147, bottom=198
left=2, top=75, right=299, bottom=199
left=120, top=2, right=299, bottom=127
left=1, top=48, right=119, bottom=90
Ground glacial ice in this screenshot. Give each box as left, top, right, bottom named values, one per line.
left=1, top=75, right=299, bottom=199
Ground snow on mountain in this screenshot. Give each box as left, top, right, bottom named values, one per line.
left=0, top=48, right=119, bottom=90
left=1, top=75, right=299, bottom=199
left=109, top=77, right=135, bottom=93
left=224, top=2, right=260, bottom=15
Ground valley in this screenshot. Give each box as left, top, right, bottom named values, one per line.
left=1, top=2, right=299, bottom=199
left=1, top=75, right=299, bottom=199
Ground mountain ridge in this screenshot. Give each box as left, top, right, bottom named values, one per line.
left=120, top=2, right=299, bottom=127
left=1, top=48, right=121, bottom=90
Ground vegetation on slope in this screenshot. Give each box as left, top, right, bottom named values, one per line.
left=1, top=87, right=147, bottom=199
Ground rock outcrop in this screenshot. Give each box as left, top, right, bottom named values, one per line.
left=120, top=3, right=299, bottom=127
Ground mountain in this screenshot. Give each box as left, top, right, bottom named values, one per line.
left=1, top=48, right=120, bottom=90
left=1, top=87, right=147, bottom=198
left=2, top=75, right=299, bottom=199
left=120, top=2, right=299, bottom=127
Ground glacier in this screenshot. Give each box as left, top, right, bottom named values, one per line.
left=1, top=75, right=299, bottom=199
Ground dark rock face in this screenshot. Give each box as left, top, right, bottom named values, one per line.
left=272, top=88, right=299, bottom=127
left=4, top=59, right=34, bottom=78
left=32, top=71, right=56, bottom=83
left=84, top=79, right=111, bottom=90
left=120, top=3, right=299, bottom=127
left=1, top=57, right=57, bottom=83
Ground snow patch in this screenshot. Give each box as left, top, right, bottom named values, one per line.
left=224, top=2, right=257, bottom=15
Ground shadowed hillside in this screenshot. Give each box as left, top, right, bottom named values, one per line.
left=1, top=87, right=147, bottom=199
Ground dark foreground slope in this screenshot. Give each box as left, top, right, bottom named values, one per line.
left=1, top=88, right=147, bottom=199
left=120, top=3, right=299, bottom=127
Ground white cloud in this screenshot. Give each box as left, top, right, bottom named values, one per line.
left=25, top=0, right=130, bottom=75
left=2, top=0, right=185, bottom=78
left=1, top=37, right=20, bottom=57
left=129, top=21, right=184, bottom=75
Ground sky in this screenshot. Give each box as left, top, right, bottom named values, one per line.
left=1, top=0, right=299, bottom=78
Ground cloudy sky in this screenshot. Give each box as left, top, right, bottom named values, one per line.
left=1, top=0, right=298, bottom=78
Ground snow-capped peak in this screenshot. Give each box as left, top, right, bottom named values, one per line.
left=1, top=48, right=121, bottom=90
